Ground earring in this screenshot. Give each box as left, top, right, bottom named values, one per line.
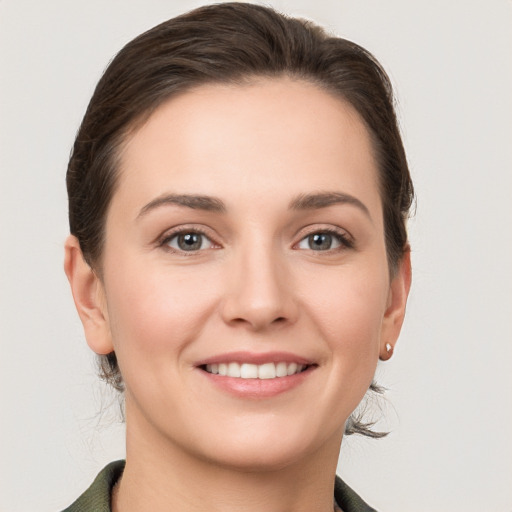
left=379, top=342, right=394, bottom=361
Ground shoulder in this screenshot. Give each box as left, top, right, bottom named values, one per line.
left=334, top=475, right=379, bottom=512
left=60, top=460, right=125, bottom=512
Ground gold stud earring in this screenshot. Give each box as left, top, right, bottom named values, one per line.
left=380, top=342, right=394, bottom=361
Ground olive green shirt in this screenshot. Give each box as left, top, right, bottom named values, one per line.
left=61, top=460, right=377, bottom=512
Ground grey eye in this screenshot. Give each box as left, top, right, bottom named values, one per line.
left=167, top=232, right=209, bottom=251
left=298, top=233, right=341, bottom=251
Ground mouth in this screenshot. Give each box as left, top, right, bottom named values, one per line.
left=195, top=352, right=317, bottom=397
left=201, top=361, right=311, bottom=379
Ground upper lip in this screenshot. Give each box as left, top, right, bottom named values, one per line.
left=195, top=351, right=315, bottom=367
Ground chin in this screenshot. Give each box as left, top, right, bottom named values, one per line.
left=200, top=444, right=310, bottom=473
left=186, top=422, right=340, bottom=473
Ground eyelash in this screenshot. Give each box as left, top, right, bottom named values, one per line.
left=159, top=227, right=218, bottom=254
left=158, top=227, right=354, bottom=254
left=295, top=227, right=354, bottom=252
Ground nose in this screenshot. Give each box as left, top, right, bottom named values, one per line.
left=220, top=243, right=298, bottom=331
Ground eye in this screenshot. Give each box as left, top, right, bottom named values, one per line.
left=297, top=231, right=351, bottom=251
left=164, top=231, right=214, bottom=252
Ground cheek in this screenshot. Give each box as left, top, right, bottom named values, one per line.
left=302, top=262, right=389, bottom=368
left=103, top=257, right=220, bottom=371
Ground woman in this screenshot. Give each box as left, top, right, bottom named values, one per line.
left=63, top=3, right=413, bottom=511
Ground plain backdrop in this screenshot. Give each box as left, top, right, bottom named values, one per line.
left=1, top=1, right=511, bottom=511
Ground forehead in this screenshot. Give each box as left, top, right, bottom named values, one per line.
left=115, top=77, right=382, bottom=219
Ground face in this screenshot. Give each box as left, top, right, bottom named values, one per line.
left=70, top=78, right=409, bottom=471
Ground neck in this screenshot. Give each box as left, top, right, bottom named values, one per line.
left=113, top=403, right=342, bottom=512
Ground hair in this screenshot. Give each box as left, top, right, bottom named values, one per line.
left=67, top=2, right=414, bottom=437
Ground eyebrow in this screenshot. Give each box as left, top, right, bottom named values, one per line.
left=289, top=192, right=371, bottom=218
left=137, top=191, right=370, bottom=219
left=138, top=193, right=226, bottom=218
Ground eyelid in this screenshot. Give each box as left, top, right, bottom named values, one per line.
left=293, top=225, right=355, bottom=250
left=155, top=223, right=353, bottom=253
left=157, top=225, right=221, bottom=252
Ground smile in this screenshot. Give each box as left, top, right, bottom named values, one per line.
left=203, top=362, right=309, bottom=379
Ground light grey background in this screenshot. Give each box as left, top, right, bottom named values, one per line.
left=1, top=1, right=511, bottom=511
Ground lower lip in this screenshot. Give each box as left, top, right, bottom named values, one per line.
left=199, top=366, right=315, bottom=399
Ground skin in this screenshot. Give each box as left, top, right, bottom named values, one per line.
left=65, top=77, right=411, bottom=512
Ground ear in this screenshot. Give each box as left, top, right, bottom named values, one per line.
left=379, top=247, right=412, bottom=361
left=63, top=235, right=114, bottom=355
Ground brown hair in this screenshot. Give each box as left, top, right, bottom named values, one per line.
left=67, top=2, right=414, bottom=437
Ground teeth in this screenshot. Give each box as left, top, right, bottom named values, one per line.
left=205, top=362, right=307, bottom=379
left=276, top=362, right=288, bottom=377
left=228, top=362, right=241, bottom=378
left=240, top=363, right=258, bottom=378
left=258, top=363, right=276, bottom=379
left=287, top=362, right=298, bottom=376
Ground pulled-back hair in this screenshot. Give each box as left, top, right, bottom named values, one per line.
left=67, top=2, right=413, bottom=437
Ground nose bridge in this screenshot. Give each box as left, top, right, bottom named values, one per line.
left=221, top=233, right=296, bottom=329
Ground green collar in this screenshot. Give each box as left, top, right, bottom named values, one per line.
left=62, top=460, right=377, bottom=512
left=61, top=461, right=124, bottom=512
